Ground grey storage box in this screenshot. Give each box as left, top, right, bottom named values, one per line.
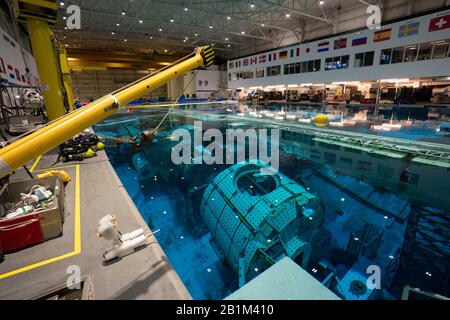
left=0, top=176, right=65, bottom=240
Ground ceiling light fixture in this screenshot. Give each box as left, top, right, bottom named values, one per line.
left=250, top=1, right=255, bottom=9
left=149, top=36, right=153, bottom=39
left=111, top=32, right=115, bottom=35
left=59, top=2, right=64, bottom=6
left=121, top=11, right=126, bottom=16
left=209, top=24, right=213, bottom=29
left=170, top=19, right=174, bottom=23
left=286, top=13, right=290, bottom=18
left=319, top=0, right=324, bottom=5
left=124, top=38, right=127, bottom=42
left=227, top=16, right=231, bottom=20
left=159, top=28, right=163, bottom=31
left=184, top=8, right=188, bottom=11
left=62, top=16, right=67, bottom=20
left=261, top=23, right=265, bottom=27
left=241, top=31, right=245, bottom=34
left=116, top=22, right=120, bottom=26
left=194, top=33, right=198, bottom=36
left=139, top=19, right=143, bottom=24
left=225, top=37, right=229, bottom=41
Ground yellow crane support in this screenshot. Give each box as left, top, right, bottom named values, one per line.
left=0, top=46, right=215, bottom=178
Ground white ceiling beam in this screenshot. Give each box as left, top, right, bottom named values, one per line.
left=261, top=0, right=333, bottom=24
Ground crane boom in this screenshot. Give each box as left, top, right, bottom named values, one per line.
left=0, top=46, right=215, bottom=178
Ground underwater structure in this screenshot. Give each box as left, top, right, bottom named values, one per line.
left=200, top=162, right=324, bottom=286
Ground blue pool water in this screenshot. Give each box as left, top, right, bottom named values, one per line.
left=93, top=103, right=450, bottom=299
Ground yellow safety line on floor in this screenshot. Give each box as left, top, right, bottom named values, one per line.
left=29, top=155, right=42, bottom=172
left=0, top=165, right=81, bottom=280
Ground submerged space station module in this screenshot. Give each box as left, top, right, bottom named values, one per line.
left=200, top=162, right=324, bottom=286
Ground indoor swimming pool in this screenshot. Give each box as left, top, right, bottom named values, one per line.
left=93, top=103, right=450, bottom=300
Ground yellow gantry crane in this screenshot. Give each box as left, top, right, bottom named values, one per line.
left=0, top=46, right=215, bottom=178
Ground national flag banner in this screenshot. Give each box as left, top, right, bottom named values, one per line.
left=373, top=28, right=392, bottom=42
left=318, top=41, right=329, bottom=53
left=268, top=54, right=272, bottom=62
left=279, top=51, right=288, bottom=59
left=9, top=73, right=15, bottom=79
left=296, top=47, right=300, bottom=57
left=7, top=64, right=13, bottom=71
left=272, top=53, right=277, bottom=60
left=334, top=38, right=347, bottom=50
left=290, top=49, right=294, bottom=58
left=250, top=57, right=257, bottom=65
left=243, top=58, right=249, bottom=66
left=259, top=55, right=266, bottom=63
left=429, top=13, right=450, bottom=32
left=14, top=68, right=20, bottom=80
left=21, top=75, right=26, bottom=82
left=0, top=57, right=5, bottom=74
left=352, top=36, right=368, bottom=46
left=399, top=21, right=420, bottom=37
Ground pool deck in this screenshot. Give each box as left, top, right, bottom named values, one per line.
left=0, top=146, right=191, bottom=300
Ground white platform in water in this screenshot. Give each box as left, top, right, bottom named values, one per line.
left=225, top=257, right=341, bottom=300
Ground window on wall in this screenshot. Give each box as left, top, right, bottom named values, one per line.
left=354, top=51, right=374, bottom=68
left=284, top=63, right=300, bottom=75
left=256, top=68, right=264, bottom=78
left=432, top=40, right=450, bottom=59
left=404, top=45, right=418, bottom=62
left=266, top=65, right=281, bottom=77
left=242, top=71, right=254, bottom=79
left=380, top=48, right=392, bottom=64
left=325, top=55, right=349, bottom=70
left=391, top=47, right=405, bottom=63
left=418, top=42, right=433, bottom=60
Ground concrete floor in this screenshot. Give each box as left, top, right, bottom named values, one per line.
left=0, top=146, right=191, bottom=300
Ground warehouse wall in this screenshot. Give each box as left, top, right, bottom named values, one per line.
left=232, top=0, right=449, bottom=58
left=71, top=69, right=168, bottom=102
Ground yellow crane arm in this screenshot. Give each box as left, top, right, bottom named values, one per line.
left=0, top=46, right=215, bottom=178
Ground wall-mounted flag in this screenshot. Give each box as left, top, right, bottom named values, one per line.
left=352, top=36, right=368, bottom=46
left=306, top=48, right=311, bottom=53
left=268, top=54, right=272, bottom=62
left=243, top=58, right=249, bottom=66
left=290, top=49, right=294, bottom=58
left=250, top=57, right=257, bottom=64
left=259, top=55, right=266, bottom=63
left=373, top=28, right=392, bottom=42
left=204, top=80, right=208, bottom=87
left=429, top=13, right=450, bottom=32
left=14, top=68, right=20, bottom=80
left=399, top=21, right=420, bottom=37
left=317, top=41, right=329, bottom=52
left=334, top=38, right=347, bottom=49
left=296, top=47, right=300, bottom=56
left=272, top=53, right=277, bottom=61
left=9, top=73, right=15, bottom=79
left=0, top=57, right=5, bottom=74
left=7, top=65, right=13, bottom=71
left=198, top=80, right=203, bottom=86
left=21, top=75, right=26, bottom=82
left=279, top=51, right=288, bottom=59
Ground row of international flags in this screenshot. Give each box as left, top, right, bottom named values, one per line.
left=229, top=12, right=450, bottom=69
left=0, top=56, right=29, bottom=84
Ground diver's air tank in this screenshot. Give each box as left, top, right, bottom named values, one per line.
left=200, top=162, right=323, bottom=286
